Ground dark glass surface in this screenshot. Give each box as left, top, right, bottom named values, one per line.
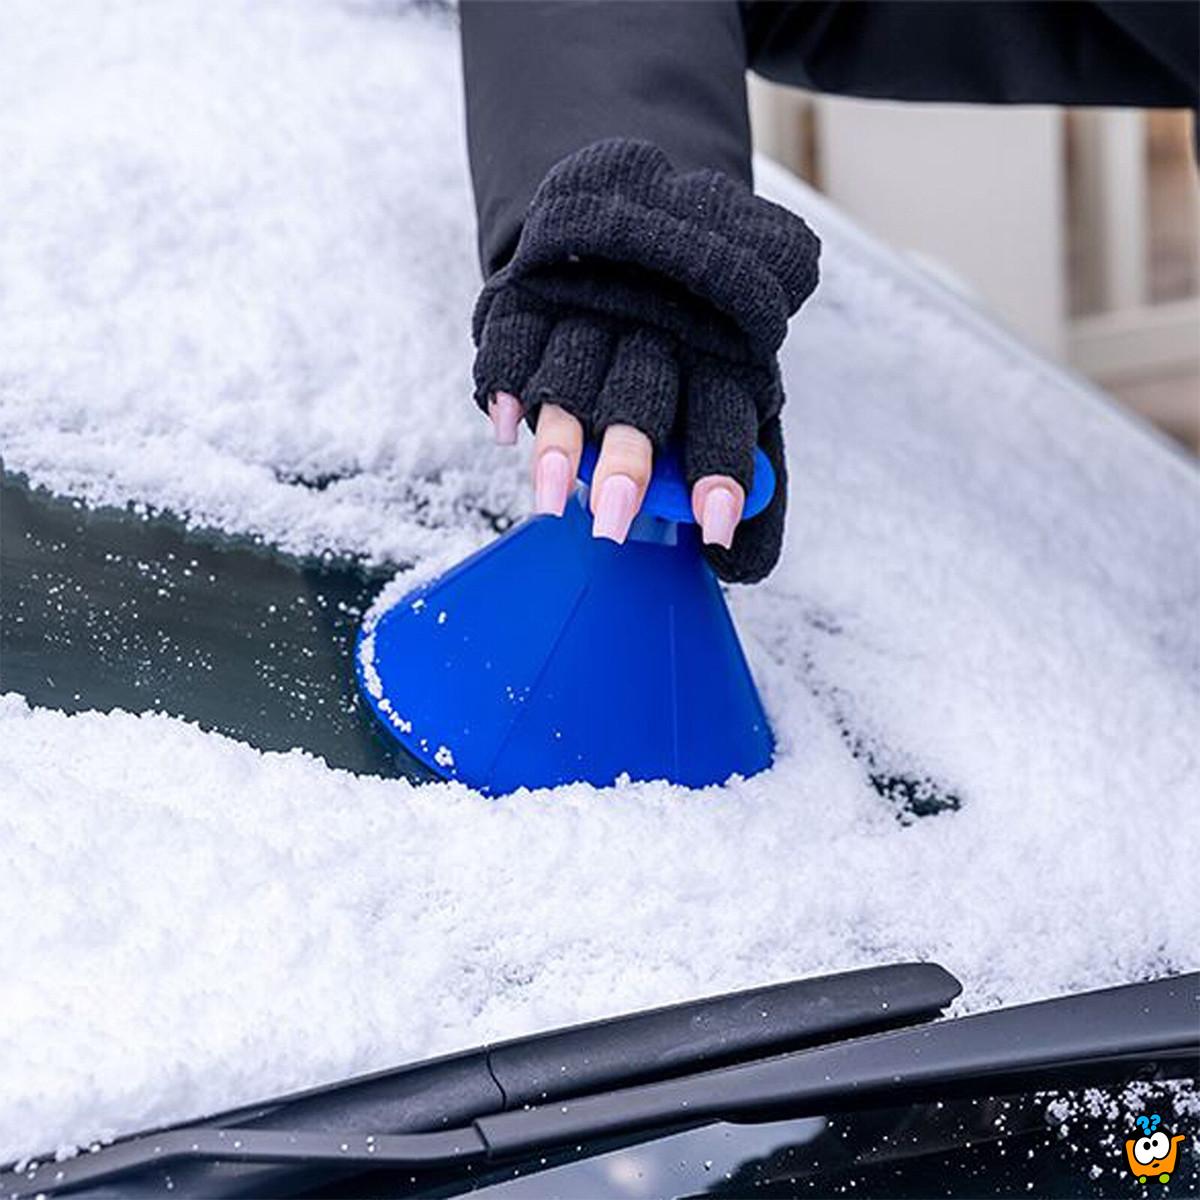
left=0, top=467, right=952, bottom=816
left=0, top=468, right=431, bottom=780
left=301, top=1086, right=1197, bottom=1198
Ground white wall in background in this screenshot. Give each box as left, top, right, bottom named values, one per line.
left=814, top=99, right=1066, bottom=357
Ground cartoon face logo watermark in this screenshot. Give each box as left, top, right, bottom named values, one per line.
left=1125, top=1114, right=1186, bottom=1185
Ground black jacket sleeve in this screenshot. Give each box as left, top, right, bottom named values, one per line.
left=743, top=1, right=1198, bottom=108
left=460, top=1, right=1197, bottom=280
left=459, top=0, right=752, bottom=276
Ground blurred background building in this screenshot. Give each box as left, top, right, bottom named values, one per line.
left=750, top=84, right=1200, bottom=453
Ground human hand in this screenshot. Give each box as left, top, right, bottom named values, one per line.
left=490, top=393, right=746, bottom=551
left=473, top=140, right=819, bottom=582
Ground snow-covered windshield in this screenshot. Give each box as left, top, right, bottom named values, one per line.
left=0, top=0, right=1196, bottom=1166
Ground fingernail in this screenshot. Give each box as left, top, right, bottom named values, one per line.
left=490, top=392, right=521, bottom=445
left=592, top=474, right=638, bottom=544
left=534, top=448, right=572, bottom=516
left=700, top=486, right=739, bottom=549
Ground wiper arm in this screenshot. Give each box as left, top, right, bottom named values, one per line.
left=477, top=970, right=1198, bottom=1160
left=5, top=961, right=960, bottom=1198
left=10, top=971, right=1193, bottom=1198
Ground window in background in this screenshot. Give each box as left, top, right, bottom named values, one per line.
left=750, top=81, right=1199, bottom=453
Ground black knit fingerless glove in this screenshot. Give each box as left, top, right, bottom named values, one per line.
left=472, top=139, right=820, bottom=582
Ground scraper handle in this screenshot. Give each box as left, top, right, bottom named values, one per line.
left=576, top=444, right=775, bottom=525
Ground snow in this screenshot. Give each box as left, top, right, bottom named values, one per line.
left=1, top=0, right=1198, bottom=1166
left=0, top=0, right=513, bottom=571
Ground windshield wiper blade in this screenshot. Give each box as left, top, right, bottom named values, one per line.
left=476, top=971, right=1199, bottom=1161
left=5, top=1128, right=486, bottom=1194
left=5, top=961, right=960, bottom=1198
left=11, top=971, right=1192, bottom=1199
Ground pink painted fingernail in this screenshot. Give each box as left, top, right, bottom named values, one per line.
left=534, top=448, right=572, bottom=516
left=592, top=474, right=638, bottom=544
left=700, top=486, right=739, bottom=549
left=490, top=391, right=522, bottom=445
